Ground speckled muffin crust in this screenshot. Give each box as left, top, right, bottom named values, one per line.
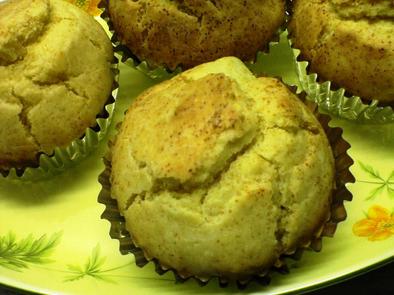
left=110, top=57, right=335, bottom=279
left=289, top=0, right=394, bottom=102
left=0, top=0, right=113, bottom=170
left=107, top=0, right=285, bottom=69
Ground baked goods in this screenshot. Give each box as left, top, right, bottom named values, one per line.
left=289, top=0, right=394, bottom=102
left=0, top=0, right=114, bottom=170
left=110, top=57, right=335, bottom=279
left=107, top=0, right=285, bottom=70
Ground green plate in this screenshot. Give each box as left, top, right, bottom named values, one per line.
left=1, top=13, right=394, bottom=294
left=1, top=62, right=393, bottom=295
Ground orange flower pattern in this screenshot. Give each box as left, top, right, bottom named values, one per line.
left=353, top=205, right=394, bottom=241
left=67, top=0, right=102, bottom=16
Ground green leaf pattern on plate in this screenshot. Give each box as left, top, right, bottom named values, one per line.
left=65, top=245, right=114, bottom=283
left=0, top=232, right=61, bottom=271
left=358, top=162, right=394, bottom=200
left=62, top=245, right=167, bottom=284
left=1, top=162, right=391, bottom=282
left=0, top=237, right=134, bottom=284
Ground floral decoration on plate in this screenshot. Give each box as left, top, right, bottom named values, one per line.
left=353, top=205, right=394, bottom=241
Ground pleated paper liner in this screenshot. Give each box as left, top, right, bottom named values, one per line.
left=97, top=97, right=355, bottom=288
left=294, top=54, right=394, bottom=124
left=248, top=29, right=394, bottom=124
left=99, top=0, right=290, bottom=82
left=0, top=59, right=119, bottom=182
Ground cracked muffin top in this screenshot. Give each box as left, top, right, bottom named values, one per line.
left=289, top=0, right=394, bottom=102
left=110, top=57, right=335, bottom=278
left=0, top=0, right=113, bottom=170
left=107, top=0, right=285, bottom=69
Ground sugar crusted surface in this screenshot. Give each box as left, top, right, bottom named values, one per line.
left=110, top=57, right=335, bottom=278
left=0, top=0, right=113, bottom=169
left=289, top=0, right=394, bottom=102
left=108, top=0, right=285, bottom=69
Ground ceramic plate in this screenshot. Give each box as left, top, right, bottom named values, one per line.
left=1, top=4, right=394, bottom=295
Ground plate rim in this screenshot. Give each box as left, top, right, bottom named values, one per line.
left=1, top=254, right=393, bottom=295
left=279, top=256, right=394, bottom=295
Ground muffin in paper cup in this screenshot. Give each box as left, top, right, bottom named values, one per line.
left=249, top=28, right=394, bottom=124
left=1, top=74, right=118, bottom=182
left=294, top=60, right=394, bottom=124
left=97, top=57, right=354, bottom=287
left=100, top=0, right=286, bottom=81
left=284, top=0, right=394, bottom=124
left=0, top=0, right=119, bottom=181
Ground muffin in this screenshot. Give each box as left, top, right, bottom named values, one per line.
left=289, top=0, right=394, bottom=103
left=0, top=0, right=114, bottom=171
left=107, top=0, right=285, bottom=70
left=109, top=57, right=335, bottom=279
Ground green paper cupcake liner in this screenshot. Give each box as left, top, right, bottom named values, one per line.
left=294, top=55, right=394, bottom=124
left=248, top=29, right=394, bottom=124
left=97, top=97, right=354, bottom=288
left=247, top=30, right=300, bottom=91
left=1, top=59, right=119, bottom=182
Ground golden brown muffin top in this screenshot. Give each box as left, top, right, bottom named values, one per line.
left=289, top=0, right=394, bottom=102
left=331, top=0, right=394, bottom=18
left=0, top=0, right=113, bottom=169
left=108, top=0, right=285, bottom=69
left=111, top=57, right=335, bottom=278
left=118, top=73, right=257, bottom=188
